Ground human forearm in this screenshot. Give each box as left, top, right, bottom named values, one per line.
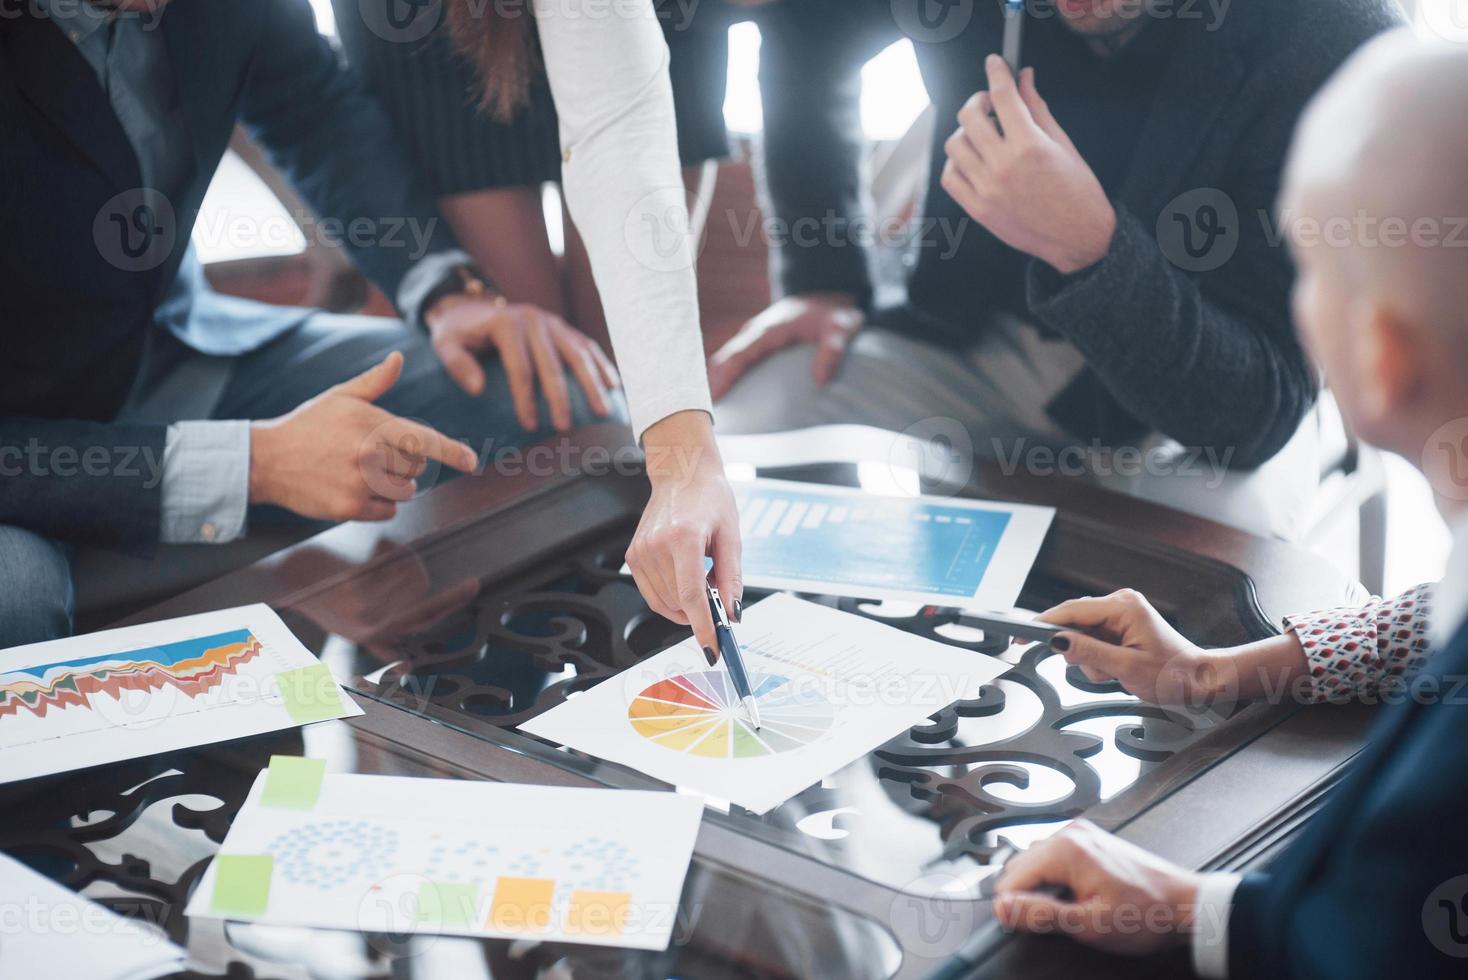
left=1027, top=205, right=1315, bottom=466
left=1201, top=632, right=1309, bottom=701
left=535, top=0, right=710, bottom=440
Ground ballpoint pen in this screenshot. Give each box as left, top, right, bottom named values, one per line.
left=707, top=585, right=761, bottom=730
left=1002, top=0, right=1026, bottom=77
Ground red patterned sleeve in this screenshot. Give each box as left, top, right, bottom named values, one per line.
left=1282, top=583, right=1435, bottom=703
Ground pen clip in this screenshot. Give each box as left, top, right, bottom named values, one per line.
left=707, top=586, right=732, bottom=630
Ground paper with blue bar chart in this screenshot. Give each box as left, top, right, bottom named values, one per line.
left=0, top=604, right=361, bottom=784
left=186, top=767, right=703, bottom=951
left=730, top=478, right=1053, bottom=611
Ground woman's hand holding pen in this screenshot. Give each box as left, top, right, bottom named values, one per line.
left=942, top=56, right=1116, bottom=276
left=1038, top=589, right=1310, bottom=705
left=625, top=410, right=743, bottom=661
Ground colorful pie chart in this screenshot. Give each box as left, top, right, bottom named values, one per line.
left=627, top=670, right=834, bottom=759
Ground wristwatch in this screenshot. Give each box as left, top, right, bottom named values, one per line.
left=421, top=263, right=505, bottom=320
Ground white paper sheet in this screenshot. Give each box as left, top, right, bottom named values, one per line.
left=185, top=770, right=704, bottom=952
left=0, top=604, right=362, bottom=784
left=0, top=852, right=186, bottom=979
left=723, top=477, right=1053, bottom=610
left=521, top=594, right=1008, bottom=814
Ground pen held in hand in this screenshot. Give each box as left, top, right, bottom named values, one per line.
left=707, top=585, right=761, bottom=730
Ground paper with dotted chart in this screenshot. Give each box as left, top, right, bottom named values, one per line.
left=185, top=759, right=704, bottom=951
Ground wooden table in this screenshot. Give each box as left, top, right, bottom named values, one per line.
left=1, top=424, right=1374, bottom=980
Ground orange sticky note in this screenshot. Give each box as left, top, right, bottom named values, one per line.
left=487, top=877, right=555, bottom=933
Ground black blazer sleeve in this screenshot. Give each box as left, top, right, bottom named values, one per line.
left=239, top=0, right=460, bottom=310
left=1028, top=1, right=1402, bottom=467
left=0, top=420, right=168, bottom=550
left=757, top=0, right=897, bottom=309
left=1226, top=627, right=1468, bottom=979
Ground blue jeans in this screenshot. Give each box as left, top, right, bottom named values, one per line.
left=0, top=312, right=624, bottom=647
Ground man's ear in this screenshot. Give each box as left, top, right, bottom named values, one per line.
left=1356, top=302, right=1425, bottom=429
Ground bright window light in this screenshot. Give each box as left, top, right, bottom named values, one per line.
left=724, top=25, right=931, bottom=141
left=308, top=0, right=337, bottom=37
left=1416, top=0, right=1468, bottom=42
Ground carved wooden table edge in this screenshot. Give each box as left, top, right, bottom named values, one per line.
left=106, top=424, right=1372, bottom=980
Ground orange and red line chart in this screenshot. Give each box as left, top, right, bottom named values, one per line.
left=0, top=604, right=360, bottom=784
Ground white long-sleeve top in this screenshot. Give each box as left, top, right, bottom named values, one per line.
left=534, top=0, right=714, bottom=440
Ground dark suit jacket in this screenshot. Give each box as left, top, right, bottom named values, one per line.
left=0, top=0, right=456, bottom=549
left=1230, top=621, right=1468, bottom=977
left=756, top=0, right=1402, bottom=465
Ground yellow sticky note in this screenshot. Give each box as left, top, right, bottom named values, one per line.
left=276, top=662, right=346, bottom=724
left=260, top=755, right=326, bottom=810
left=210, top=854, right=273, bottom=917
left=487, top=877, right=555, bottom=933
left=565, top=890, right=631, bottom=936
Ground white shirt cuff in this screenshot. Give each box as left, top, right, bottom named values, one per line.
left=1192, top=872, right=1243, bottom=979
left=159, top=421, right=251, bottom=545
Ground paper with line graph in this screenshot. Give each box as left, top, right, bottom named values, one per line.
left=521, top=594, right=1004, bottom=814
left=186, top=766, right=703, bottom=951
left=0, top=604, right=360, bottom=784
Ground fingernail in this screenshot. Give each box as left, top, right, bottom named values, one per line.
left=1049, top=635, right=1071, bottom=653
left=703, top=645, right=718, bottom=666
left=733, top=598, right=743, bottom=623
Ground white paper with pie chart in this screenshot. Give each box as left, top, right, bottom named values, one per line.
left=628, top=670, right=835, bottom=758
left=522, top=594, right=1005, bottom=814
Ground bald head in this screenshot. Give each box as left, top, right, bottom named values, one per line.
left=1281, top=31, right=1468, bottom=505
left=1284, top=30, right=1468, bottom=342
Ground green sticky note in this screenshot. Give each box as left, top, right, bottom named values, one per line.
left=418, top=881, right=480, bottom=930
left=276, top=662, right=346, bottom=724
left=260, top=755, right=326, bottom=810
left=211, top=854, right=273, bottom=917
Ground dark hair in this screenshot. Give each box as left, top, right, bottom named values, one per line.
left=445, top=0, right=538, bottom=120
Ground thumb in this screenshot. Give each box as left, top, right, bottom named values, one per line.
left=335, top=351, right=404, bottom=403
